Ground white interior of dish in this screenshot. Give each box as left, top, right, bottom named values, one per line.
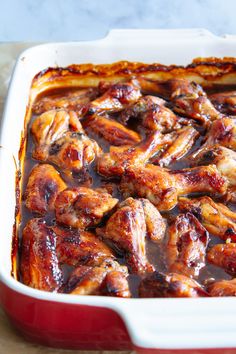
left=1, top=29, right=236, bottom=350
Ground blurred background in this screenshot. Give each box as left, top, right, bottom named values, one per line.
left=0, top=0, right=235, bottom=41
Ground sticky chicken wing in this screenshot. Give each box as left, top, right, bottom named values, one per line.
left=167, top=213, right=209, bottom=277
left=178, top=196, right=236, bottom=242
left=21, top=218, right=63, bottom=291
left=208, top=279, right=236, bottom=296
left=88, top=80, right=141, bottom=114
left=32, top=88, right=98, bottom=115
left=207, top=243, right=236, bottom=276
left=210, top=91, right=236, bottom=115
left=83, top=114, right=141, bottom=146
left=139, top=271, right=208, bottom=298
left=120, top=164, right=227, bottom=211
left=97, top=197, right=162, bottom=273
left=25, top=164, right=66, bottom=215
left=55, top=187, right=118, bottom=229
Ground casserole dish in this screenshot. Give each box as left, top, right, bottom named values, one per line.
left=2, top=28, right=236, bottom=353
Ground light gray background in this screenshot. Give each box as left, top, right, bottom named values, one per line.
left=0, top=0, right=235, bottom=41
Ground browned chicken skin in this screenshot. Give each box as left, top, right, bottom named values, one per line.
left=32, top=88, right=98, bottom=115
left=31, top=109, right=101, bottom=178
left=179, top=196, right=236, bottom=242
left=208, top=278, right=236, bottom=296
left=167, top=213, right=209, bottom=278
left=25, top=164, right=67, bottom=215
left=88, top=80, right=142, bottom=114
left=55, top=187, right=118, bottom=229
left=210, top=91, right=236, bottom=115
left=139, top=271, right=208, bottom=298
left=121, top=164, right=227, bottom=211
left=96, top=197, right=165, bottom=273
left=207, top=243, right=236, bottom=276
left=83, top=113, right=141, bottom=146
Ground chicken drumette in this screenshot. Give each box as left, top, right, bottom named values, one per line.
left=55, top=187, right=118, bottom=229
left=207, top=243, right=236, bottom=276
left=120, top=164, right=227, bottom=211
left=25, top=164, right=67, bottom=215
left=167, top=213, right=209, bottom=278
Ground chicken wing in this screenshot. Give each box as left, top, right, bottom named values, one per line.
left=21, top=218, right=63, bottom=291
left=167, top=213, right=209, bottom=277
left=88, top=80, right=141, bottom=114
left=120, top=164, right=227, bottom=211
left=55, top=187, right=118, bottom=229
left=208, top=278, right=236, bottom=296
left=139, top=271, right=208, bottom=298
left=25, top=164, right=67, bottom=215
left=210, top=90, right=236, bottom=115
left=97, top=197, right=158, bottom=273
left=83, top=114, right=141, bottom=146
left=178, top=196, right=236, bottom=242
left=32, top=88, right=98, bottom=115
left=97, top=131, right=172, bottom=178
left=207, top=243, right=236, bottom=276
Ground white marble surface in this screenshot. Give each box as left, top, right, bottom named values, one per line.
left=0, top=0, right=236, bottom=41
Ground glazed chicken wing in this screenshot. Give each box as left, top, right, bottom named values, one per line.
left=64, top=258, right=130, bottom=297
left=207, top=243, right=236, bottom=276
left=25, top=164, right=67, bottom=215
left=179, top=196, right=236, bottom=242
left=210, top=91, right=236, bottom=115
left=208, top=278, right=236, bottom=296
left=83, top=114, right=141, bottom=146
left=120, top=164, right=227, bottom=211
left=167, top=213, right=209, bottom=277
left=88, top=80, right=142, bottom=114
left=97, top=197, right=160, bottom=273
left=21, top=218, right=63, bottom=291
left=139, top=271, right=208, bottom=298
left=140, top=198, right=166, bottom=242
left=32, top=88, right=98, bottom=115
left=55, top=187, right=118, bottom=229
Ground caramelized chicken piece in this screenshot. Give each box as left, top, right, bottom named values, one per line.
left=25, top=164, right=66, bottom=215
left=83, top=114, right=141, bottom=146
left=120, top=95, right=189, bottom=132
left=121, top=164, right=227, bottom=211
left=179, top=196, right=236, bottom=242
left=32, top=88, right=98, bottom=115
left=21, top=218, right=63, bottom=291
left=208, top=278, right=236, bottom=296
left=207, top=243, right=236, bottom=276
left=137, top=78, right=222, bottom=124
left=140, top=198, right=166, bottom=242
left=64, top=258, right=130, bottom=297
left=167, top=213, right=209, bottom=277
left=88, top=80, right=141, bottom=114
left=97, top=131, right=172, bottom=178
left=31, top=109, right=101, bottom=177
left=55, top=187, right=118, bottom=229
left=139, top=271, right=208, bottom=298
left=210, top=91, right=236, bottom=115
left=153, top=126, right=199, bottom=167
left=97, top=197, right=161, bottom=273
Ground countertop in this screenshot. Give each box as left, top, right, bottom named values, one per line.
left=0, top=42, right=133, bottom=354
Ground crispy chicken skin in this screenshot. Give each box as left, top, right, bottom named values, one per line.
left=120, top=95, right=189, bottom=132
left=120, top=164, right=227, bottom=211
left=83, top=114, right=141, bottom=146
left=31, top=109, right=101, bottom=177
left=25, top=164, right=66, bottom=215
left=210, top=91, right=236, bottom=115
left=21, top=219, right=63, bottom=291
left=139, top=271, right=208, bottom=298
left=88, top=80, right=141, bottom=114
left=179, top=196, right=236, bottom=242
left=55, top=187, right=118, bottom=229
left=167, top=213, right=209, bottom=277
left=97, top=131, right=172, bottom=178
left=32, top=88, right=98, bottom=115
left=64, top=258, right=130, bottom=297
left=207, top=243, right=236, bottom=276
left=97, top=197, right=160, bottom=273
left=208, top=279, right=236, bottom=296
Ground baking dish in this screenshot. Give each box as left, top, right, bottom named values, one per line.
left=2, top=28, right=236, bottom=353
